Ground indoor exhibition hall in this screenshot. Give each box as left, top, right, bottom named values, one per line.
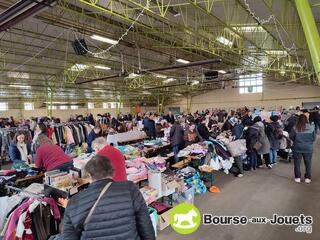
left=0, top=0, right=319, bottom=240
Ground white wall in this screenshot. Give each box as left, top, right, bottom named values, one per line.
left=167, top=82, right=320, bottom=112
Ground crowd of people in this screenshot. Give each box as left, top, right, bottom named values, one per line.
left=140, top=107, right=319, bottom=183
left=5, top=106, right=319, bottom=183
left=2, top=106, right=318, bottom=239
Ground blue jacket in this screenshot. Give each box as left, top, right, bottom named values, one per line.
left=9, top=143, right=31, bottom=162
left=232, top=124, right=244, bottom=140
left=143, top=118, right=156, bottom=138
left=290, top=123, right=316, bottom=153
left=87, top=131, right=99, bottom=153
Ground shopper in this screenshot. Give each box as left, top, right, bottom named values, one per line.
left=309, top=106, right=320, bottom=132
left=148, top=115, right=157, bottom=139
left=31, top=122, right=48, bottom=151
left=170, top=120, right=185, bottom=163
left=284, top=111, right=297, bottom=133
left=230, top=118, right=245, bottom=177
left=87, top=126, right=101, bottom=153
left=197, top=118, right=212, bottom=141
left=165, top=111, right=175, bottom=124
left=243, top=120, right=259, bottom=171
left=266, top=115, right=282, bottom=165
left=9, top=131, right=32, bottom=164
left=62, top=155, right=155, bottom=240
left=35, top=135, right=73, bottom=171
left=252, top=116, right=271, bottom=169
left=290, top=114, right=316, bottom=183
left=143, top=114, right=156, bottom=139
left=184, top=123, right=201, bottom=146
left=92, top=137, right=127, bottom=181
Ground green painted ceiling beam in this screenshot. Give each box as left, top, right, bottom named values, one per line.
left=295, top=0, right=320, bottom=81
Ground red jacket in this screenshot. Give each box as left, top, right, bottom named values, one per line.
left=97, top=146, right=127, bottom=181
left=35, top=144, right=72, bottom=171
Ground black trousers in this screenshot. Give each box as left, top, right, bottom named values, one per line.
left=257, top=153, right=270, bottom=166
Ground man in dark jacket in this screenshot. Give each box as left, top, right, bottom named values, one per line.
left=143, top=114, right=156, bottom=139
left=170, top=120, right=185, bottom=163
left=62, top=155, right=155, bottom=240
left=86, top=127, right=101, bottom=153
left=266, top=115, right=282, bottom=165
left=284, top=112, right=297, bottom=133
left=165, top=111, right=175, bottom=124
left=243, top=121, right=259, bottom=171
left=230, top=118, right=245, bottom=177
left=197, top=118, right=211, bottom=141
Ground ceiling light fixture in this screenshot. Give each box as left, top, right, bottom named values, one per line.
left=176, top=59, right=190, bottom=64
left=232, top=26, right=265, bottom=33
left=217, top=36, right=233, bottom=47
left=191, top=80, right=200, bottom=86
left=9, top=85, right=31, bottom=88
left=163, top=78, right=176, bottom=83
left=285, top=63, right=301, bottom=68
left=94, top=65, right=111, bottom=70
left=266, top=50, right=288, bottom=56
left=218, top=70, right=227, bottom=74
left=69, top=64, right=89, bottom=71
left=126, top=73, right=141, bottom=79
left=154, top=74, right=167, bottom=78
left=91, top=34, right=118, bottom=45
left=7, top=72, right=29, bottom=79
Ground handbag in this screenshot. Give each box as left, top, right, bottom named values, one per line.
left=226, top=139, right=247, bottom=157
left=253, top=141, right=262, bottom=151
left=83, top=182, right=112, bottom=228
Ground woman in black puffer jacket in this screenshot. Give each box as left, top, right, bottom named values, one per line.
left=62, top=155, right=155, bottom=240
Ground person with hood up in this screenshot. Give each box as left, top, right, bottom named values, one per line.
left=252, top=116, right=271, bottom=169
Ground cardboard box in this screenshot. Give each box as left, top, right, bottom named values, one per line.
left=158, top=208, right=173, bottom=231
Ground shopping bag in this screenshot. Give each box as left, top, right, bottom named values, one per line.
left=226, top=139, right=247, bottom=157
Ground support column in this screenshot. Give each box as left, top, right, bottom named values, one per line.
left=295, top=0, right=320, bottom=81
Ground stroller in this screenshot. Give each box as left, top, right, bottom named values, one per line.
left=278, top=131, right=293, bottom=162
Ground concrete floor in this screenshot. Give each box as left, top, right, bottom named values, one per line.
left=158, top=138, right=320, bottom=240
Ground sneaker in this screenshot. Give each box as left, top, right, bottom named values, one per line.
left=273, top=162, right=278, bottom=165
left=267, top=164, right=273, bottom=169
left=238, top=174, right=244, bottom=178
left=305, top=178, right=311, bottom=184
left=257, top=165, right=263, bottom=168
left=294, top=178, right=301, bottom=183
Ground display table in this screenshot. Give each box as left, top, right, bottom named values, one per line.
left=114, top=130, right=147, bottom=143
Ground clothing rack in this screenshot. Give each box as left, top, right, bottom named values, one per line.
left=0, top=126, right=30, bottom=132
left=5, top=184, right=45, bottom=198
left=51, top=121, right=90, bottom=127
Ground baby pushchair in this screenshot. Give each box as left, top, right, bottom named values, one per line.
left=278, top=131, right=292, bottom=162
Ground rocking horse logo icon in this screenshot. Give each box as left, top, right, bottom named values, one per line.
left=170, top=203, right=201, bottom=234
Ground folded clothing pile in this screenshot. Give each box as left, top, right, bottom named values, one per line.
left=178, top=143, right=207, bottom=157
left=73, top=153, right=95, bottom=177
left=144, top=139, right=163, bottom=147
left=126, top=157, right=148, bottom=182
left=216, top=131, right=233, bottom=145
left=175, top=166, right=207, bottom=195
left=115, top=145, right=137, bottom=155
left=131, top=142, right=145, bottom=151
left=140, top=186, right=159, bottom=205
left=143, top=157, right=167, bottom=172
